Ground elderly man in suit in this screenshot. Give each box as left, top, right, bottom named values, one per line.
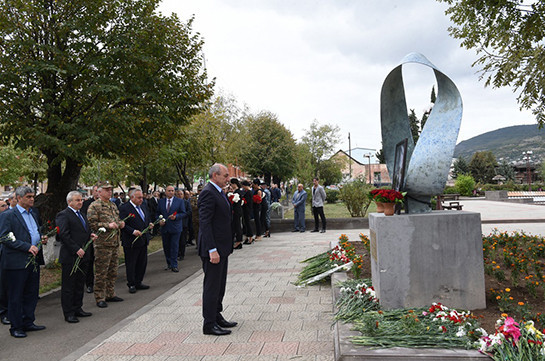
left=292, top=183, right=307, bottom=233
left=0, top=186, right=47, bottom=338
left=198, top=163, right=237, bottom=336
left=120, top=188, right=154, bottom=294
left=56, top=191, right=96, bottom=323
left=157, top=186, right=187, bottom=272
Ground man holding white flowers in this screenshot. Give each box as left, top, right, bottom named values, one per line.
left=56, top=191, right=96, bottom=323
left=0, top=186, right=47, bottom=338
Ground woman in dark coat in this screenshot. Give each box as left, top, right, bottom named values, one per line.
left=240, top=180, right=254, bottom=244
left=229, top=178, right=244, bottom=249
left=251, top=179, right=263, bottom=241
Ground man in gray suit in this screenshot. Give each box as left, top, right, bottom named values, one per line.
left=311, top=177, right=327, bottom=233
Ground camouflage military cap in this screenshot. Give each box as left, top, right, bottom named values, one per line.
left=96, top=181, right=113, bottom=189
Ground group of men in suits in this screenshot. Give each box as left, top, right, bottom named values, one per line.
left=0, top=165, right=236, bottom=338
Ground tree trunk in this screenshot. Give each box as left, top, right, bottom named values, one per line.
left=35, top=154, right=82, bottom=225
left=174, top=160, right=192, bottom=190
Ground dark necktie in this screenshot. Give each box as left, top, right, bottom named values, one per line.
left=76, top=211, right=87, bottom=230
left=167, top=199, right=171, bottom=213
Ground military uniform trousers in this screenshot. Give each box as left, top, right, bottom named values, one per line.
left=93, top=245, right=118, bottom=302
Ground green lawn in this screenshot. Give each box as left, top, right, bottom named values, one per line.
left=283, top=201, right=377, bottom=219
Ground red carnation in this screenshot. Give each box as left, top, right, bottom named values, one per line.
left=253, top=194, right=262, bottom=204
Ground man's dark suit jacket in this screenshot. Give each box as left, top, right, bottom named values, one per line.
left=0, top=207, right=44, bottom=270
left=56, top=207, right=92, bottom=265
left=119, top=202, right=151, bottom=248
left=147, top=197, right=158, bottom=221
left=156, top=197, right=186, bottom=234
left=197, top=183, right=233, bottom=258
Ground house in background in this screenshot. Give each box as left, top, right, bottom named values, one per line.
left=331, top=147, right=391, bottom=186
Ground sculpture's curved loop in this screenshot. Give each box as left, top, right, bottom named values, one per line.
left=380, top=53, right=463, bottom=213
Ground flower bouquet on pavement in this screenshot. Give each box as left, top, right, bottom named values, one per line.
left=70, top=227, right=106, bottom=276
left=131, top=215, right=164, bottom=246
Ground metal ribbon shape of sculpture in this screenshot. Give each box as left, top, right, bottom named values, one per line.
left=380, top=53, right=463, bottom=213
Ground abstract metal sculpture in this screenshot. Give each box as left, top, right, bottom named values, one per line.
left=380, top=53, right=463, bottom=213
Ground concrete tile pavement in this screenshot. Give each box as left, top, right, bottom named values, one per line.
left=66, top=229, right=367, bottom=361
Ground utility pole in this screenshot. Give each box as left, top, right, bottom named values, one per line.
left=348, top=133, right=352, bottom=179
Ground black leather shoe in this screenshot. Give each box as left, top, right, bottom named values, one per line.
left=105, top=296, right=123, bottom=302
left=164, top=266, right=171, bottom=270
left=65, top=316, right=79, bottom=323
left=311, top=229, right=319, bottom=233
left=135, top=284, right=150, bottom=290
left=10, top=329, right=27, bottom=338
left=300, top=230, right=305, bottom=233
left=75, top=310, right=92, bottom=317
left=23, top=324, right=46, bottom=332
left=203, top=324, right=231, bottom=336
left=320, top=229, right=326, bottom=233
left=129, top=286, right=136, bottom=294
left=291, top=229, right=299, bottom=232
left=86, top=286, right=93, bottom=293
left=217, top=319, right=238, bottom=328
left=96, top=301, right=108, bottom=308
left=1, top=315, right=10, bottom=325
left=171, top=267, right=179, bottom=273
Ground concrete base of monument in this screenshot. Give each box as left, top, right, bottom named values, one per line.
left=369, top=211, right=486, bottom=311
left=332, top=273, right=489, bottom=361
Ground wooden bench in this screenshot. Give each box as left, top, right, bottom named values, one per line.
left=441, top=201, right=463, bottom=211
left=436, top=194, right=462, bottom=210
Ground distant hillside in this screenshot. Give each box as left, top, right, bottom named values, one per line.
left=454, top=124, right=545, bottom=162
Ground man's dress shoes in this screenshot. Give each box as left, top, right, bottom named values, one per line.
left=65, top=316, right=79, bottom=323
left=23, top=324, right=46, bottom=332
left=203, top=324, right=231, bottom=336
left=217, top=319, right=238, bottom=328
left=75, top=310, right=92, bottom=317
left=10, top=329, right=27, bottom=338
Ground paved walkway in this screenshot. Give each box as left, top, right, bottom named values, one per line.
left=65, top=229, right=367, bottom=361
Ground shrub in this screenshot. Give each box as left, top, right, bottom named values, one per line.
left=443, top=186, right=458, bottom=194
left=455, top=174, right=475, bottom=196
left=339, top=178, right=373, bottom=217
left=325, top=189, right=339, bottom=203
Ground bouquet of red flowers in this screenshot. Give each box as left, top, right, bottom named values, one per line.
left=370, top=189, right=405, bottom=204
left=252, top=194, right=262, bottom=204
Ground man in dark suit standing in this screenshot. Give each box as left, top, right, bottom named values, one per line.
left=80, top=185, right=98, bottom=294
left=56, top=191, right=96, bottom=323
left=198, top=164, right=236, bottom=336
left=0, top=186, right=46, bottom=338
left=157, top=186, right=186, bottom=273
left=119, top=188, right=153, bottom=294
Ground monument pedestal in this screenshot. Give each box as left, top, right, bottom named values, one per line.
left=370, top=211, right=486, bottom=310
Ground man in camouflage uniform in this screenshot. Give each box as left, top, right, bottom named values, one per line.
left=87, top=181, right=125, bottom=308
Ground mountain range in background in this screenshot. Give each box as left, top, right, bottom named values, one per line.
left=453, top=124, right=545, bottom=163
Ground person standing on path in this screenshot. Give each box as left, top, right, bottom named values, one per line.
left=56, top=191, right=96, bottom=323
left=80, top=185, right=98, bottom=294
left=198, top=163, right=237, bottom=336
left=0, top=186, right=47, bottom=338
left=311, top=177, right=327, bottom=233
left=292, top=183, right=307, bottom=232
left=119, top=188, right=153, bottom=294
left=156, top=186, right=187, bottom=273
left=87, top=181, right=125, bottom=308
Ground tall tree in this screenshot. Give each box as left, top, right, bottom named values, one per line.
left=238, top=111, right=297, bottom=184
left=408, top=109, right=420, bottom=144
left=469, top=151, right=498, bottom=183
left=301, top=120, right=340, bottom=176
left=452, top=156, right=470, bottom=179
left=496, top=159, right=516, bottom=181
left=0, top=0, right=213, bottom=220
left=438, top=0, right=545, bottom=126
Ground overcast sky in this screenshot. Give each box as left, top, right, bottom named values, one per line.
left=159, top=0, right=536, bottom=152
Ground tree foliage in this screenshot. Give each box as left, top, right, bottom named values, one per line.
left=0, top=0, right=213, bottom=218
left=452, top=156, right=470, bottom=178
left=301, top=120, right=340, bottom=176
left=237, top=111, right=297, bottom=183
left=469, top=151, right=498, bottom=183
left=455, top=174, right=476, bottom=196
left=316, top=158, right=343, bottom=186
left=496, top=159, right=516, bottom=181
left=439, top=0, right=545, bottom=126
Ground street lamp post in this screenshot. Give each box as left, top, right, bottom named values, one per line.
left=522, top=151, right=533, bottom=191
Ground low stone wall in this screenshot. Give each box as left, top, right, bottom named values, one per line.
left=270, top=217, right=368, bottom=233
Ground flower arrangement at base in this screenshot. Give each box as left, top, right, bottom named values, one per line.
left=370, top=189, right=405, bottom=204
